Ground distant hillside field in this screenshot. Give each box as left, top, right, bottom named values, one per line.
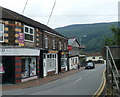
left=55, top=22, right=118, bottom=52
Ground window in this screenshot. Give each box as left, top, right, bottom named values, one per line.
left=59, top=41, right=62, bottom=50
left=0, top=24, right=4, bottom=42
left=46, top=54, right=56, bottom=71
left=61, top=54, right=67, bottom=67
left=53, top=37, right=55, bottom=49
left=45, top=36, right=48, bottom=48
left=64, top=42, right=67, bottom=50
left=21, top=57, right=37, bottom=78
left=24, top=25, right=34, bottom=42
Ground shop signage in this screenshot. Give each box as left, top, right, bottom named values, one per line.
left=61, top=52, right=65, bottom=55
left=48, top=51, right=58, bottom=54
left=67, top=46, right=72, bottom=50
left=18, top=32, right=24, bottom=46
left=0, top=48, right=40, bottom=56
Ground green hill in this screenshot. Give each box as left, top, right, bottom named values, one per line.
left=55, top=22, right=118, bottom=52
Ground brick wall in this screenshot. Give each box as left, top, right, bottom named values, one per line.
left=15, top=57, right=22, bottom=83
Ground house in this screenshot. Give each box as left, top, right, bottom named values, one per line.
left=68, top=37, right=83, bottom=70
left=0, top=6, right=68, bottom=84
left=86, top=52, right=104, bottom=64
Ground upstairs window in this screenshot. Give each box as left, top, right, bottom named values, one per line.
left=59, top=41, right=62, bottom=50
left=53, top=37, right=55, bottom=49
left=0, top=24, right=4, bottom=42
left=45, top=35, right=48, bottom=48
left=24, top=25, right=34, bottom=42
left=64, top=42, right=67, bottom=50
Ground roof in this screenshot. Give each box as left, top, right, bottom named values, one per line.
left=68, top=37, right=80, bottom=47
left=68, top=38, right=76, bottom=45
left=0, top=6, right=67, bottom=39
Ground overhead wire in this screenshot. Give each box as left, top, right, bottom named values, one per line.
left=47, top=0, right=56, bottom=25
left=22, top=0, right=29, bottom=14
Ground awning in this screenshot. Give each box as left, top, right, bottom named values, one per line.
left=0, top=47, right=40, bottom=56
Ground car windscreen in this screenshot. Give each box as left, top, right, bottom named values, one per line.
left=87, top=62, right=93, bottom=66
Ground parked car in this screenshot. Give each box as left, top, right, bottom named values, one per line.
left=85, top=61, right=95, bottom=69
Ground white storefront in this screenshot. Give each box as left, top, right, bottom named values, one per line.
left=69, top=56, right=80, bottom=70
left=43, top=53, right=58, bottom=77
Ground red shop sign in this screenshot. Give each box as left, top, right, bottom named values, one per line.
left=67, top=46, right=72, bottom=50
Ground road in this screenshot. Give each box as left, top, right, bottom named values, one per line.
left=2, top=64, right=105, bottom=96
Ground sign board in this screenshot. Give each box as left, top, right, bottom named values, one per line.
left=48, top=51, right=58, bottom=54
left=0, top=48, right=40, bottom=56
left=67, top=46, right=72, bottom=50
left=18, top=32, right=24, bottom=46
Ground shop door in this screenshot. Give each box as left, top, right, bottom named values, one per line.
left=2, top=57, right=15, bottom=84
left=55, top=54, right=58, bottom=74
left=43, top=54, right=47, bottom=77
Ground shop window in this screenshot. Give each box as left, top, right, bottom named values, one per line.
left=47, top=54, right=56, bottom=71
left=0, top=24, right=4, bottom=42
left=54, top=54, right=56, bottom=58
left=52, top=54, right=55, bottom=58
left=21, top=57, right=36, bottom=78
left=61, top=54, right=67, bottom=67
left=47, top=54, right=50, bottom=58
left=24, top=25, right=34, bottom=42
left=50, top=54, right=52, bottom=58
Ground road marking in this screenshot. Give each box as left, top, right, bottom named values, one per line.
left=73, top=78, right=82, bottom=83
left=93, top=69, right=106, bottom=97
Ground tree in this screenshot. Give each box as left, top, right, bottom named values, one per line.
left=111, top=26, right=120, bottom=46
left=103, top=26, right=120, bottom=46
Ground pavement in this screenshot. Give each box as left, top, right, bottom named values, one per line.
left=1, top=67, right=85, bottom=91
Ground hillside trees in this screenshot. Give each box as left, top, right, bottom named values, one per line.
left=103, top=26, right=120, bottom=46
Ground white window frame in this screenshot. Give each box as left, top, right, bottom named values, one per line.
left=0, top=24, right=4, bottom=42
left=24, top=25, right=34, bottom=42
left=53, top=37, right=55, bottom=49
left=46, top=54, right=56, bottom=72
left=45, top=35, right=48, bottom=48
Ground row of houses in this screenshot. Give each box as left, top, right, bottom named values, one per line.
left=0, top=7, right=83, bottom=84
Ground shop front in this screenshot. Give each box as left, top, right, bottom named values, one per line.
left=0, top=47, right=40, bottom=84
left=21, top=57, right=38, bottom=82
left=43, top=50, right=58, bottom=77
left=69, top=56, right=80, bottom=70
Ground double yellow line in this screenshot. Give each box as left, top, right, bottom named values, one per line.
left=93, top=69, right=106, bottom=97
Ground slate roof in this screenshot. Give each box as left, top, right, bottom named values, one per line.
left=0, top=6, right=67, bottom=39
left=68, top=37, right=85, bottom=48
left=68, top=37, right=80, bottom=46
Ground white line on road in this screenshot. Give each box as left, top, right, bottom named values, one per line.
left=73, top=78, right=82, bottom=83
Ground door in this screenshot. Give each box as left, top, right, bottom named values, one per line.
left=2, top=57, right=15, bottom=84
left=43, top=54, right=47, bottom=77
left=55, top=54, right=58, bottom=74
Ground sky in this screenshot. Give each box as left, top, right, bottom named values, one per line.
left=0, top=0, right=119, bottom=28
